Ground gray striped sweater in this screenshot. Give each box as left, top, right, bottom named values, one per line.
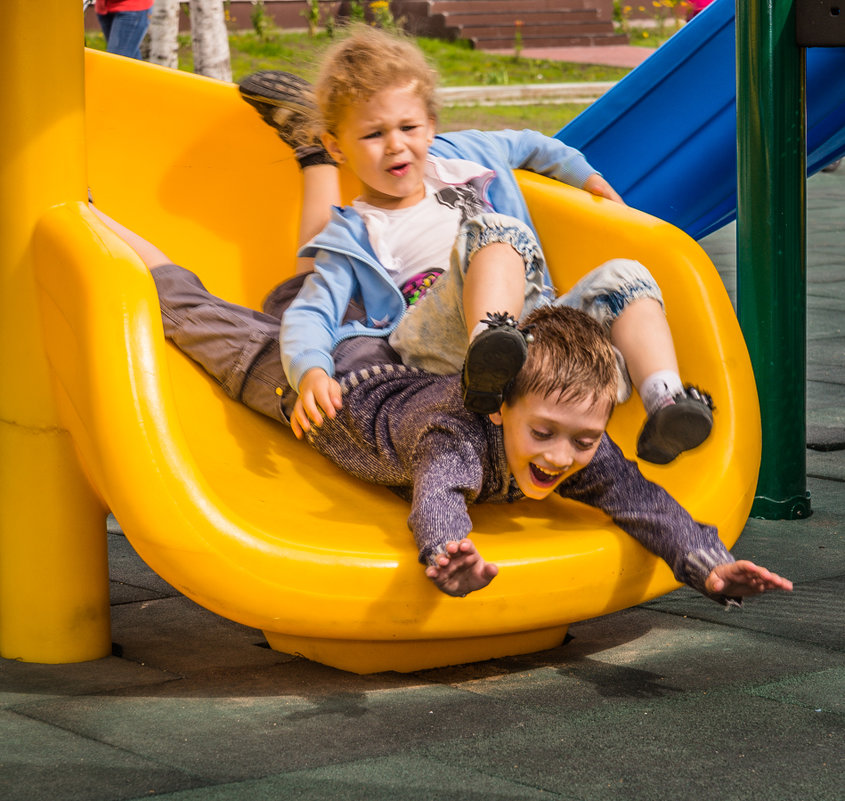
left=307, top=365, right=739, bottom=606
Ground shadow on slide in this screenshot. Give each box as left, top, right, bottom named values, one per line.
left=33, top=50, right=760, bottom=673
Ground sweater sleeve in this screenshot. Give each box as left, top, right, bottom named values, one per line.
left=556, top=435, right=741, bottom=606
left=306, top=369, right=488, bottom=564
left=280, top=252, right=357, bottom=390
left=405, top=426, right=486, bottom=565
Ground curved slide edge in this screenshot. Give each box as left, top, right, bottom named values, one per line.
left=28, top=52, right=761, bottom=673
left=556, top=0, right=845, bottom=240
left=33, top=193, right=758, bottom=673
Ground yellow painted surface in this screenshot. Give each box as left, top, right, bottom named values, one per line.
left=0, top=3, right=109, bottom=663
left=28, top=50, right=759, bottom=672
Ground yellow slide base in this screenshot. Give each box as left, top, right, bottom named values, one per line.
left=23, top=50, right=761, bottom=671
left=263, top=626, right=570, bottom=674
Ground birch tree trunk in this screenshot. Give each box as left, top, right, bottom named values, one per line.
left=147, top=0, right=180, bottom=69
left=188, top=0, right=232, bottom=82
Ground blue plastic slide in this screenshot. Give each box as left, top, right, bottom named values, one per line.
left=557, top=0, right=845, bottom=239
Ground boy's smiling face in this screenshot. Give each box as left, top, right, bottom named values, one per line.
left=489, top=390, right=612, bottom=500
left=323, top=83, right=436, bottom=210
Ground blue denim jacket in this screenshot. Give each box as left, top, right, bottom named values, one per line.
left=281, top=128, right=597, bottom=391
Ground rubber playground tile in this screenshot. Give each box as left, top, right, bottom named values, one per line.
left=807, top=387, right=845, bottom=418
left=713, top=479, right=845, bottom=583
left=415, top=692, right=845, bottom=801
left=108, top=531, right=179, bottom=601
left=415, top=608, right=841, bottom=711
left=109, top=595, right=289, bottom=676
left=748, top=666, right=845, bottom=715
left=807, top=449, right=845, bottom=481
left=11, top=672, right=534, bottom=784
left=0, top=709, right=204, bottom=801
left=807, top=424, right=845, bottom=450
left=137, top=754, right=572, bottom=801
left=0, top=655, right=174, bottom=711
left=807, top=310, right=845, bottom=343
left=808, top=362, right=845, bottom=385
left=644, top=576, right=845, bottom=652
left=808, top=337, right=845, bottom=369
left=108, top=530, right=177, bottom=589
left=110, top=579, right=171, bottom=606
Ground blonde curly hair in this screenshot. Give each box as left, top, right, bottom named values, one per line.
left=315, top=25, right=440, bottom=135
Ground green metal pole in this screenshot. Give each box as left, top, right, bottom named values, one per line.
left=736, top=0, right=811, bottom=519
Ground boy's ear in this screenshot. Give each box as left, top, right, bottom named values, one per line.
left=488, top=410, right=503, bottom=426
left=322, top=132, right=345, bottom=164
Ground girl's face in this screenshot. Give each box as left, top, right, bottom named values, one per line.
left=323, top=83, right=436, bottom=210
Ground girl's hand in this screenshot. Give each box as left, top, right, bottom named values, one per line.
left=582, top=173, right=626, bottom=206
left=291, top=368, right=343, bottom=439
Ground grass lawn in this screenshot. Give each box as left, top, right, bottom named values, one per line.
left=85, top=28, right=639, bottom=133
left=83, top=30, right=632, bottom=85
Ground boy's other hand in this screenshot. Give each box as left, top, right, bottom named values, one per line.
left=292, top=368, right=343, bottom=439
left=705, top=560, right=793, bottom=598
left=582, top=173, right=626, bottom=206
left=425, top=539, right=499, bottom=597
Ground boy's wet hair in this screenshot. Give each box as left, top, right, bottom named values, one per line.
left=503, top=305, right=618, bottom=413
left=315, top=25, right=440, bottom=135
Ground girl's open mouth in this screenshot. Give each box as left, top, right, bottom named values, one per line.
left=529, top=463, right=564, bottom=488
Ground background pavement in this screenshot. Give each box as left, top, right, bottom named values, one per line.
left=1, top=153, right=842, bottom=801
left=487, top=44, right=654, bottom=69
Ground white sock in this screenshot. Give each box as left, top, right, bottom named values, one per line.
left=639, top=370, right=684, bottom=417
left=469, top=321, right=489, bottom=342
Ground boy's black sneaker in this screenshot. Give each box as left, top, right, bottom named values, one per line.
left=636, top=386, right=714, bottom=464
left=238, top=70, right=335, bottom=166
left=462, top=313, right=530, bottom=415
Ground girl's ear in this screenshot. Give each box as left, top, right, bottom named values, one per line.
left=322, top=132, right=345, bottom=164
left=427, top=117, right=436, bottom=145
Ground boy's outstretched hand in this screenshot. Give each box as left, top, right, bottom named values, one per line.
left=705, top=560, right=793, bottom=598
left=425, top=539, right=499, bottom=597
left=582, top=173, right=626, bottom=205
left=292, top=367, right=343, bottom=439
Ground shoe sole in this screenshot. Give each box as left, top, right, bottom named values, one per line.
left=463, top=330, right=527, bottom=415
left=637, top=399, right=713, bottom=464
left=238, top=71, right=315, bottom=115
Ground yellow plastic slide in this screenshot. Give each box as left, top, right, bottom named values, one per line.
left=32, top=50, right=760, bottom=673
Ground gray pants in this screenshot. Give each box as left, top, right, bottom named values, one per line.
left=153, top=265, right=401, bottom=425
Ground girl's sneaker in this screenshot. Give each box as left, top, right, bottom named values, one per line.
left=238, top=70, right=335, bottom=166
left=636, top=386, right=714, bottom=464
left=462, top=313, right=530, bottom=415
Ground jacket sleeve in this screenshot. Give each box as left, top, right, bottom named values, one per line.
left=438, top=128, right=598, bottom=189
left=280, top=250, right=358, bottom=391
left=556, top=435, right=741, bottom=606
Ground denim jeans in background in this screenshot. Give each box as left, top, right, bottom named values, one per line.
left=98, top=10, right=151, bottom=60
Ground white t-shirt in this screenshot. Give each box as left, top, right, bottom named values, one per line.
left=352, top=158, right=490, bottom=304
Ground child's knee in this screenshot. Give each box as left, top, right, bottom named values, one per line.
left=455, top=213, right=544, bottom=279
left=563, top=258, right=664, bottom=326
